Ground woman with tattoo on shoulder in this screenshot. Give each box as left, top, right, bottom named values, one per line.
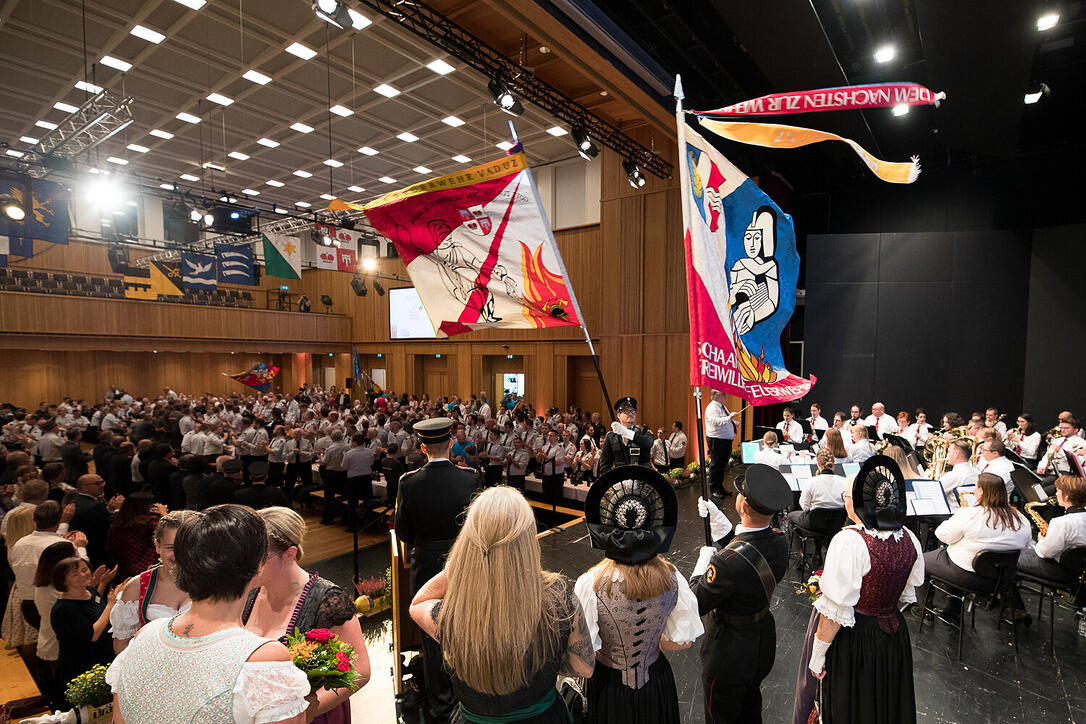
left=410, top=486, right=595, bottom=723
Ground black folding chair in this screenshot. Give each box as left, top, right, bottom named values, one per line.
left=789, top=507, right=848, bottom=577
left=1017, top=546, right=1086, bottom=655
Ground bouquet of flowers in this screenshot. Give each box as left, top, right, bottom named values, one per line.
left=64, top=663, right=112, bottom=708
left=285, top=628, right=363, bottom=693
left=795, top=570, right=823, bottom=603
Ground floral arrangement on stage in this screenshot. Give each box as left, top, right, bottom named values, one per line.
left=64, top=664, right=112, bottom=708
left=285, top=628, right=363, bottom=693
left=354, top=573, right=390, bottom=615
left=667, top=468, right=685, bottom=486
left=796, top=570, right=823, bottom=603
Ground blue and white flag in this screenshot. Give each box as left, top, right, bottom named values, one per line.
left=215, top=243, right=256, bottom=285
left=0, top=235, right=8, bottom=268
left=0, top=179, right=69, bottom=254
left=181, top=251, right=217, bottom=290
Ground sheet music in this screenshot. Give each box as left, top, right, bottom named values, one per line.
left=741, top=441, right=762, bottom=464
left=782, top=472, right=800, bottom=492
left=792, top=464, right=813, bottom=479
left=842, top=462, right=861, bottom=477
left=1033, top=484, right=1049, bottom=502
left=907, top=478, right=951, bottom=516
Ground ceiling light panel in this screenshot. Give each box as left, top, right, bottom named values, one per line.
left=347, top=185, right=364, bottom=193
left=100, top=55, right=132, bottom=72
left=176, top=112, right=201, bottom=124
left=35, top=120, right=58, bottom=130
left=348, top=9, right=371, bottom=29
left=329, top=104, right=353, bottom=117
left=130, top=25, right=166, bottom=44
left=126, top=143, right=149, bottom=153
left=413, top=166, right=431, bottom=174
left=75, top=81, right=103, bottom=93
left=207, top=92, right=234, bottom=106
left=171, top=0, right=206, bottom=8
left=179, top=173, right=200, bottom=181
left=291, top=122, right=314, bottom=133
left=324, top=159, right=344, bottom=167
left=427, top=59, right=455, bottom=75
left=546, top=126, right=567, bottom=136
left=442, top=115, right=465, bottom=127
left=452, top=154, right=471, bottom=163
left=257, top=138, right=280, bottom=147
left=106, top=156, right=128, bottom=165
left=397, top=132, right=419, bottom=143
left=293, top=169, right=313, bottom=178
left=149, top=128, right=174, bottom=139
left=374, top=84, right=400, bottom=98
left=19, top=136, right=39, bottom=144
left=242, top=189, right=260, bottom=196
left=243, top=69, right=272, bottom=85
left=379, top=176, right=396, bottom=184
left=295, top=201, right=311, bottom=208
left=495, top=141, right=514, bottom=151
left=54, top=102, right=79, bottom=113
left=285, top=42, right=317, bottom=60
left=357, top=146, right=378, bottom=155
left=320, top=193, right=336, bottom=200
left=266, top=180, right=285, bottom=187
left=228, top=151, right=250, bottom=160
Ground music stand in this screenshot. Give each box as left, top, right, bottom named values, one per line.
left=754, top=425, right=778, bottom=442
left=866, top=425, right=882, bottom=442
left=1003, top=448, right=1028, bottom=468
left=1010, top=463, right=1049, bottom=505
left=1067, top=449, right=1085, bottom=478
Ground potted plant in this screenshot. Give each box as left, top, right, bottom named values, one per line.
left=354, top=576, right=386, bottom=615
left=64, top=663, right=113, bottom=723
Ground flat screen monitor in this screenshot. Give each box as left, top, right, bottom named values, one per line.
left=388, top=287, right=438, bottom=339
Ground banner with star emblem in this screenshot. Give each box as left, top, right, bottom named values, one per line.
left=677, top=114, right=814, bottom=405
left=262, top=232, right=301, bottom=279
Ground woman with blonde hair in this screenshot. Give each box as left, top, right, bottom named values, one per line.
left=575, top=467, right=701, bottom=724
left=410, top=486, right=595, bottom=723
left=885, top=445, right=923, bottom=480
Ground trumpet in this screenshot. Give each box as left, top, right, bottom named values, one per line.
left=1025, top=500, right=1053, bottom=537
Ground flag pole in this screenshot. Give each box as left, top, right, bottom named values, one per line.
left=675, top=74, right=714, bottom=546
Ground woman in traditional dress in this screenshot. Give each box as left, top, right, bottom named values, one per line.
left=793, top=455, right=925, bottom=724
left=574, top=466, right=703, bottom=724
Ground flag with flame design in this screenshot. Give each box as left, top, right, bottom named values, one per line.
left=343, top=153, right=582, bottom=337
left=677, top=115, right=815, bottom=405
left=224, top=362, right=280, bottom=393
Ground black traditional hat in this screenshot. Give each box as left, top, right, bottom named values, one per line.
left=613, top=396, right=638, bottom=413
left=248, top=461, right=269, bottom=478
left=850, top=454, right=906, bottom=531
left=585, top=464, right=677, bottom=565
left=39, top=417, right=57, bottom=432
left=735, top=463, right=792, bottom=515
left=415, top=417, right=454, bottom=444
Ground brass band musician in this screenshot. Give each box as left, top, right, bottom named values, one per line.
left=1038, top=418, right=1086, bottom=483
left=1010, top=475, right=1086, bottom=613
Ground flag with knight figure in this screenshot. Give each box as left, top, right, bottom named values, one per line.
left=224, top=362, right=280, bottom=392
left=334, top=152, right=582, bottom=337
left=678, top=119, right=815, bottom=404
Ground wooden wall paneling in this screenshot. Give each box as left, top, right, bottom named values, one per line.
left=620, top=195, right=645, bottom=335
left=642, top=191, right=670, bottom=334
left=597, top=203, right=624, bottom=336
left=665, top=187, right=690, bottom=334
left=533, top=343, right=555, bottom=413
left=640, top=335, right=668, bottom=430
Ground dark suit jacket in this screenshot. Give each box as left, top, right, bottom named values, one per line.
left=108, top=454, right=134, bottom=498
left=129, top=420, right=155, bottom=443
left=596, top=427, right=655, bottom=475
left=146, top=458, right=179, bottom=504
left=234, top=484, right=290, bottom=510
left=60, top=441, right=92, bottom=481
left=70, top=493, right=111, bottom=567
left=92, top=444, right=115, bottom=480
left=201, top=474, right=239, bottom=508
left=394, top=460, right=482, bottom=593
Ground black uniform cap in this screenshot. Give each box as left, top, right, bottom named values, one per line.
left=415, top=417, right=454, bottom=444
left=614, top=396, right=638, bottom=413
left=248, top=461, right=269, bottom=478
left=735, top=463, right=792, bottom=516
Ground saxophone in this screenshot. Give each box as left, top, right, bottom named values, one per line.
left=1025, top=501, right=1052, bottom=536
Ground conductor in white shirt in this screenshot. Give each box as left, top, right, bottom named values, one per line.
left=775, top=407, right=803, bottom=444
left=705, top=390, right=739, bottom=498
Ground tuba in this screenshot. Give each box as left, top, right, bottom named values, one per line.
left=924, top=426, right=973, bottom=479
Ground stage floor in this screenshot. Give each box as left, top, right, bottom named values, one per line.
left=311, top=474, right=1086, bottom=723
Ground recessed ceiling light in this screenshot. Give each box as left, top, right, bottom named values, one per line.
left=257, top=138, right=280, bottom=148
left=285, top=42, right=317, bottom=60
left=75, top=80, right=104, bottom=93
left=130, top=24, right=166, bottom=44
left=546, top=126, right=567, bottom=136
left=495, top=140, right=514, bottom=151
left=1037, top=13, right=1059, bottom=31
left=54, top=101, right=79, bottom=113
left=324, top=159, right=344, bottom=167
left=207, top=92, right=234, bottom=106
left=202, top=162, right=225, bottom=171
left=413, top=166, right=431, bottom=174
left=242, top=189, right=260, bottom=196
left=100, top=55, right=132, bottom=72
left=397, top=132, right=419, bottom=143
left=452, top=154, right=471, bottom=163
left=5, top=149, right=25, bottom=158
left=149, top=128, right=174, bottom=139
left=291, top=122, right=314, bottom=133
left=874, top=44, right=896, bottom=63
left=228, top=151, right=250, bottom=160
left=176, top=112, right=201, bottom=124
left=243, top=69, right=272, bottom=85
left=106, top=156, right=128, bottom=165
left=293, top=169, right=313, bottom=178
left=427, top=59, right=455, bottom=75
left=379, top=176, right=396, bottom=184
left=320, top=193, right=336, bottom=200
left=347, top=185, right=364, bottom=192
left=1024, top=82, right=1051, bottom=104
left=329, top=104, right=353, bottom=117
left=374, top=83, right=400, bottom=98
left=266, top=180, right=285, bottom=187
left=442, top=115, right=465, bottom=127
left=171, top=0, right=207, bottom=9
left=126, top=143, right=149, bottom=153
left=19, top=136, right=39, bottom=145
left=179, top=173, right=200, bottom=181
left=159, top=182, right=175, bottom=190
left=357, top=146, right=378, bottom=155
left=891, top=103, right=909, bottom=116
left=295, top=201, right=312, bottom=208
left=35, top=120, right=58, bottom=130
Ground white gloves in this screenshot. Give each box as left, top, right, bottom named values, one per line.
left=692, top=545, right=716, bottom=577
left=611, top=421, right=634, bottom=440
left=808, top=636, right=832, bottom=676
left=698, top=497, right=733, bottom=541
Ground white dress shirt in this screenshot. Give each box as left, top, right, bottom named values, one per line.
left=754, top=447, right=788, bottom=469
left=705, top=400, right=735, bottom=440
left=651, top=439, right=669, bottom=467
left=1035, top=510, right=1086, bottom=561
left=903, top=423, right=932, bottom=448
left=1038, top=435, right=1086, bottom=475
left=977, top=455, right=1014, bottom=494
left=807, top=415, right=830, bottom=433
left=864, top=414, right=898, bottom=437
left=799, top=472, right=848, bottom=511
left=940, top=462, right=980, bottom=497
left=10, top=531, right=86, bottom=601
left=1011, top=431, right=1041, bottom=460
left=667, top=431, right=688, bottom=459
left=934, top=506, right=1031, bottom=572
left=847, top=440, right=876, bottom=463
left=775, top=420, right=803, bottom=443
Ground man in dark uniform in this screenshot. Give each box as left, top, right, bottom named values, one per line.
left=233, top=461, right=289, bottom=510
left=690, top=464, right=792, bottom=723
left=394, top=417, right=482, bottom=721
left=596, top=396, right=655, bottom=475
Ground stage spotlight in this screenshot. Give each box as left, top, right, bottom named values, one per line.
left=2, top=195, right=25, bottom=221
left=571, top=124, right=598, bottom=161
left=189, top=208, right=201, bottom=222
left=309, top=229, right=323, bottom=246
left=203, top=212, right=214, bottom=226
left=350, top=277, right=367, bottom=297
left=1024, top=82, right=1050, bottom=105
left=229, top=211, right=240, bottom=219
left=312, top=0, right=351, bottom=29
left=361, top=256, right=377, bottom=272
left=320, top=294, right=333, bottom=309
left=373, top=280, right=385, bottom=296
left=622, top=158, right=646, bottom=189
left=322, top=234, right=333, bottom=246
left=488, top=78, right=523, bottom=116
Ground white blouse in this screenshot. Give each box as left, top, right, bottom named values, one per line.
left=573, top=568, right=704, bottom=652
left=109, top=597, right=192, bottom=640
left=1012, top=431, right=1041, bottom=460
left=813, top=526, right=925, bottom=628
left=934, top=506, right=1031, bottom=572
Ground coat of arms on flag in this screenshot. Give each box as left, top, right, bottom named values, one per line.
left=149, top=261, right=184, bottom=297
left=678, top=118, right=815, bottom=404
left=224, top=362, right=280, bottom=392
left=336, top=152, right=582, bottom=337
left=0, top=179, right=70, bottom=255
left=215, top=243, right=256, bottom=285
left=181, top=251, right=217, bottom=291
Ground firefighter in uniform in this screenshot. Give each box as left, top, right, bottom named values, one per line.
left=597, top=396, right=655, bottom=475
left=689, top=464, right=792, bottom=723
left=394, top=417, right=482, bottom=721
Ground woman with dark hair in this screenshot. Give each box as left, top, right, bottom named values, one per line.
left=106, top=492, right=163, bottom=581
left=106, top=504, right=314, bottom=724
left=33, top=540, right=78, bottom=707
left=51, top=557, right=119, bottom=703
left=793, top=456, right=926, bottom=724
left=1006, top=413, right=1041, bottom=466
left=177, top=454, right=209, bottom=510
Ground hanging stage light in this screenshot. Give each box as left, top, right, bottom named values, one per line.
left=322, top=234, right=333, bottom=246
left=350, top=277, right=368, bottom=297
left=189, top=207, right=201, bottom=223
left=203, top=212, right=215, bottom=226
left=622, top=158, right=646, bottom=189
left=571, top=124, right=598, bottom=161
left=373, top=280, right=385, bottom=296
left=312, top=0, right=351, bottom=29
left=1024, top=81, right=1050, bottom=105
left=488, top=78, right=523, bottom=116
left=1, top=194, right=25, bottom=221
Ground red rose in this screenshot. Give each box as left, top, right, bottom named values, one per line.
left=335, top=651, right=351, bottom=673
left=304, top=628, right=335, bottom=644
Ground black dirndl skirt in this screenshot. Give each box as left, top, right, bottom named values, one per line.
left=585, top=655, right=679, bottom=724
left=821, top=611, right=916, bottom=724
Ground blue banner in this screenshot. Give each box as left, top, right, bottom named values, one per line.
left=0, top=178, right=69, bottom=253
left=181, top=251, right=217, bottom=290
left=215, top=243, right=256, bottom=285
